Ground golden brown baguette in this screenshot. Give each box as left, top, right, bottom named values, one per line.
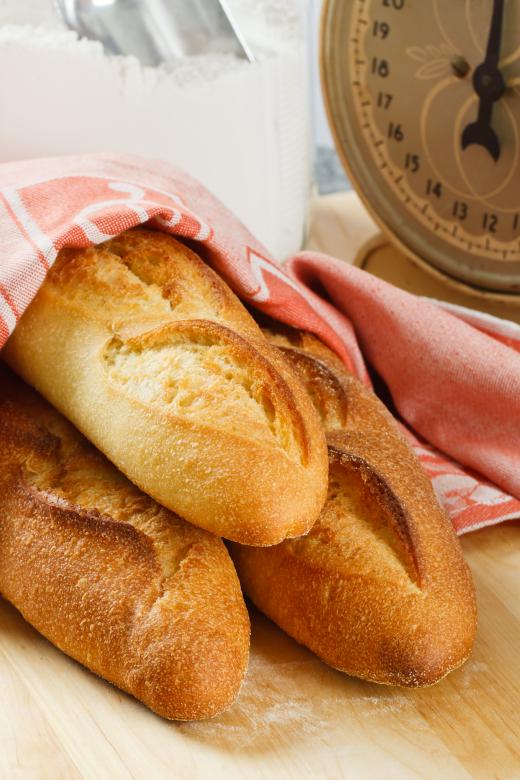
left=0, top=365, right=250, bottom=720
left=3, top=229, right=327, bottom=546
left=231, top=318, right=477, bottom=687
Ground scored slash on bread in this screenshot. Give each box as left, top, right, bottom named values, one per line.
left=0, top=365, right=250, bottom=721
left=231, top=318, right=477, bottom=687
left=3, top=229, right=328, bottom=546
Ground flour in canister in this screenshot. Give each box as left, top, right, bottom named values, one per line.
left=0, top=0, right=311, bottom=259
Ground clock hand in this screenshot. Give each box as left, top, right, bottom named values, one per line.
left=484, top=0, right=505, bottom=68
left=461, top=0, right=506, bottom=161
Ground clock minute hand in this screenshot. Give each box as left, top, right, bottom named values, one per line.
left=484, top=0, right=505, bottom=68
left=461, top=0, right=506, bottom=161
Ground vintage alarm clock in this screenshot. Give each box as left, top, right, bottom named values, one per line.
left=321, top=0, right=520, bottom=299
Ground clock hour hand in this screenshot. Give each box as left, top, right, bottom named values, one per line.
left=461, top=0, right=505, bottom=161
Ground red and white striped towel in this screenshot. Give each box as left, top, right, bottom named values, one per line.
left=1, top=152, right=519, bottom=534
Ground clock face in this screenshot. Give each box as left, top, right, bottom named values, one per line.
left=321, top=0, right=520, bottom=290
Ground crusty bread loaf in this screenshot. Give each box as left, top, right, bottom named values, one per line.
left=0, top=365, right=250, bottom=720
left=231, top=318, right=477, bottom=687
left=3, top=229, right=328, bottom=545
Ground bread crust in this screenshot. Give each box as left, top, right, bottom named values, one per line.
left=0, top=366, right=250, bottom=720
left=231, top=319, right=477, bottom=687
left=3, top=229, right=328, bottom=545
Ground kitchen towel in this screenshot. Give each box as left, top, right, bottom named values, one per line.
left=1, top=152, right=518, bottom=534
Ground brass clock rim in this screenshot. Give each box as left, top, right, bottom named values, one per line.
left=319, top=0, right=520, bottom=293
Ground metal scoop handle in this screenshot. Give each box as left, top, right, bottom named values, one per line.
left=56, top=0, right=255, bottom=66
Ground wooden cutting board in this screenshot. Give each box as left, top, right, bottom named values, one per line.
left=1, top=195, right=519, bottom=779
left=1, top=524, right=519, bottom=780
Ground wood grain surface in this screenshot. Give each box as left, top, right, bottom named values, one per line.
left=1, top=523, right=519, bottom=779
left=1, top=194, right=518, bottom=779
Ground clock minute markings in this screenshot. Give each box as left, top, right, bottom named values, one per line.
left=366, top=4, right=458, bottom=251
left=348, top=4, right=520, bottom=265
left=370, top=3, right=411, bottom=180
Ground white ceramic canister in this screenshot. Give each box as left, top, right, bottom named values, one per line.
left=0, top=0, right=312, bottom=260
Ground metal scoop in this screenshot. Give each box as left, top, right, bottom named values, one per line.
left=55, top=0, right=255, bottom=66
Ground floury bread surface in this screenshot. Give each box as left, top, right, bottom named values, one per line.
left=0, top=366, right=250, bottom=721
left=231, top=318, right=477, bottom=687
left=4, top=229, right=328, bottom=545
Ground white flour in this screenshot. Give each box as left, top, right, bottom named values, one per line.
left=0, top=1, right=310, bottom=259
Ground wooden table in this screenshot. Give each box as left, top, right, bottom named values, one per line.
left=1, top=523, right=519, bottom=779
left=1, top=195, right=519, bottom=779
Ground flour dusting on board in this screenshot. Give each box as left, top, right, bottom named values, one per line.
left=180, top=611, right=410, bottom=750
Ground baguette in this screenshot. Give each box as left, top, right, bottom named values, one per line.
left=0, top=365, right=250, bottom=720
left=3, top=229, right=328, bottom=546
left=231, top=318, right=477, bottom=687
